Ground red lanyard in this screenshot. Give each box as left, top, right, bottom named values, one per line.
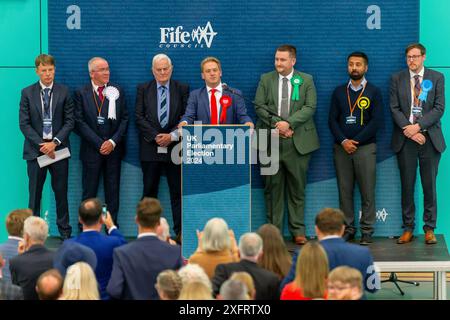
left=346, top=82, right=366, bottom=116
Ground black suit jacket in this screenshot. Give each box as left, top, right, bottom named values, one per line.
left=390, top=67, right=446, bottom=153
left=9, top=245, right=54, bottom=300
left=74, top=82, right=129, bottom=161
left=135, top=79, right=189, bottom=162
left=212, top=259, right=281, bottom=300
left=19, top=82, right=74, bottom=160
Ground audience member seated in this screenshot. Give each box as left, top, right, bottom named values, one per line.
left=155, top=270, right=183, bottom=300
left=188, top=218, right=239, bottom=279
left=178, top=263, right=212, bottom=291
left=328, top=266, right=364, bottom=300
left=107, top=198, right=183, bottom=300
left=70, top=198, right=126, bottom=300
left=0, top=253, right=23, bottom=300
left=53, top=241, right=97, bottom=277
left=0, top=209, right=32, bottom=283
left=281, top=241, right=329, bottom=300
left=9, top=216, right=54, bottom=300
left=157, top=217, right=177, bottom=245
left=35, top=269, right=63, bottom=300
left=257, top=224, right=292, bottom=280
left=281, top=208, right=380, bottom=293
left=218, top=279, right=249, bottom=300
left=212, top=232, right=280, bottom=300
left=178, top=281, right=213, bottom=300
left=230, top=272, right=256, bottom=300
left=61, top=262, right=99, bottom=300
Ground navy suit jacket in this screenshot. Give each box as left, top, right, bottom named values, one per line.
left=107, top=235, right=183, bottom=300
left=70, top=229, right=126, bottom=300
left=0, top=238, right=21, bottom=283
left=281, top=238, right=379, bottom=293
left=180, top=86, right=253, bottom=125
left=74, top=82, right=129, bottom=161
left=19, top=82, right=74, bottom=160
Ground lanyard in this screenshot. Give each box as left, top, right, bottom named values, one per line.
left=92, top=88, right=105, bottom=116
left=346, top=82, right=366, bottom=116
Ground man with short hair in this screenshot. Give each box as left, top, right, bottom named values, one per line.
left=254, top=45, right=319, bottom=245
left=179, top=56, right=253, bottom=126
left=9, top=216, right=55, bottom=300
left=135, top=54, right=189, bottom=241
left=70, top=198, right=126, bottom=300
left=0, top=209, right=32, bottom=283
left=218, top=279, right=249, bottom=300
left=19, top=54, right=74, bottom=240
left=281, top=208, right=379, bottom=294
left=74, top=57, right=129, bottom=226
left=390, top=43, right=446, bottom=245
left=328, top=266, right=364, bottom=300
left=0, top=253, right=24, bottom=300
left=328, top=52, right=383, bottom=245
left=107, top=198, right=183, bottom=300
left=212, top=232, right=280, bottom=300
left=35, top=269, right=63, bottom=300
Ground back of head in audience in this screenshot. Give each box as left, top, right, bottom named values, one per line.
left=202, top=218, right=231, bottom=253
left=62, top=262, right=99, bottom=300
left=53, top=241, right=97, bottom=277
left=6, top=209, right=32, bottom=237
left=36, top=269, right=63, bottom=300
left=219, top=279, right=249, bottom=300
left=178, top=264, right=211, bottom=290
left=78, top=198, right=103, bottom=228
left=156, top=269, right=183, bottom=300
left=156, top=217, right=171, bottom=241
left=230, top=272, right=255, bottom=300
left=238, top=232, right=263, bottom=261
left=295, top=241, right=329, bottom=299
left=315, top=208, right=346, bottom=239
left=178, top=281, right=213, bottom=300
left=23, top=216, right=49, bottom=248
left=257, top=224, right=291, bottom=279
left=136, top=197, right=161, bottom=232
left=328, top=266, right=363, bottom=300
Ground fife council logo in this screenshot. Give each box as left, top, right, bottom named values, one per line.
left=159, top=21, right=217, bottom=49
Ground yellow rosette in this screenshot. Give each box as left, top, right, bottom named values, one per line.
left=357, top=97, right=370, bottom=125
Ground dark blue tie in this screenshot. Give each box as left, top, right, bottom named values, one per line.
left=43, top=88, right=51, bottom=135
left=159, top=86, right=168, bottom=128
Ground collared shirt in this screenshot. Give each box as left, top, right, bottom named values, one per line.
left=206, top=82, right=223, bottom=123
left=83, top=226, right=117, bottom=234
left=321, top=235, right=341, bottom=241
left=7, top=236, right=23, bottom=241
left=137, top=232, right=158, bottom=239
left=157, top=81, right=171, bottom=125
left=347, top=77, right=367, bottom=92
left=409, top=67, right=425, bottom=123
left=91, top=81, right=116, bottom=147
left=40, top=81, right=54, bottom=139
left=278, top=70, right=294, bottom=116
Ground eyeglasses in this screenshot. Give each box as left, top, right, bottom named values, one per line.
left=327, top=284, right=353, bottom=291
left=406, top=55, right=422, bottom=61
left=94, top=67, right=110, bottom=73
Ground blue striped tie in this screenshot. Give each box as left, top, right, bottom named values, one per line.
left=159, top=86, right=168, bottom=128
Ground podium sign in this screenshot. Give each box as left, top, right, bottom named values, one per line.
left=181, top=125, right=251, bottom=258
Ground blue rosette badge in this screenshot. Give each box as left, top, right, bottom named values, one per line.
left=418, top=79, right=433, bottom=102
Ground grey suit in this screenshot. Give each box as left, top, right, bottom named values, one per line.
left=390, top=67, right=445, bottom=232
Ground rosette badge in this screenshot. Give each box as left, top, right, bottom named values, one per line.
left=419, top=79, right=433, bottom=102
left=357, top=96, right=370, bottom=125
left=104, top=86, right=120, bottom=120
left=290, top=75, right=303, bottom=101
left=219, top=95, right=232, bottom=124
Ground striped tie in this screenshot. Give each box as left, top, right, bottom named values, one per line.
left=413, top=75, right=421, bottom=123
left=159, top=86, right=168, bottom=128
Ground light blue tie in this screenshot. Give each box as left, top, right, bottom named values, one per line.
left=159, top=86, right=168, bottom=128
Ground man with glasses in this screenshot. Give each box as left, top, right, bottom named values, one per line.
left=390, top=43, right=446, bottom=244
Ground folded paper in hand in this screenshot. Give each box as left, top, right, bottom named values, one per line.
left=37, top=147, right=71, bottom=168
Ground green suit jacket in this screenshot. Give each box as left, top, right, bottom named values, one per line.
left=254, top=70, right=320, bottom=155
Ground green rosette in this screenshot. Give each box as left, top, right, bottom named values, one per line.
left=290, top=75, right=303, bottom=101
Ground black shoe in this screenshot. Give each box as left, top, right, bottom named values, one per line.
left=342, top=232, right=355, bottom=242
left=360, top=234, right=373, bottom=246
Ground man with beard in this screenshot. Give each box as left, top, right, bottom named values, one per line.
left=328, top=52, right=383, bottom=245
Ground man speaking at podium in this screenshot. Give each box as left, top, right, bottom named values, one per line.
left=179, top=57, right=253, bottom=127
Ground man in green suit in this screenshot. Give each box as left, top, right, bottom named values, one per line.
left=254, top=44, right=320, bottom=245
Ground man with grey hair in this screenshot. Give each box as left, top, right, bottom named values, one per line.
left=135, top=53, right=189, bottom=242
left=218, top=279, right=249, bottom=300
left=74, top=57, right=129, bottom=226
left=212, top=232, right=280, bottom=300
left=9, top=216, right=55, bottom=300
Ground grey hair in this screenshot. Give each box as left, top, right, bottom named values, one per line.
left=238, top=233, right=263, bottom=259
left=220, top=279, right=249, bottom=300
left=23, top=216, right=48, bottom=243
left=178, top=264, right=212, bottom=291
left=152, top=53, right=172, bottom=69
left=158, top=217, right=170, bottom=241
left=88, top=57, right=107, bottom=72
left=202, top=218, right=231, bottom=252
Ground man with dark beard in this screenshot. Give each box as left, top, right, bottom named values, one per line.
left=328, top=52, right=383, bottom=245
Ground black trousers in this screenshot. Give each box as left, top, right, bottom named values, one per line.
left=27, top=158, right=72, bottom=237
left=141, top=161, right=181, bottom=235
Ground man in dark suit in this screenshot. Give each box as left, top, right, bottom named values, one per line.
left=212, top=232, right=280, bottom=300
left=281, top=208, right=380, bottom=294
left=107, top=198, right=183, bottom=300
left=135, top=54, right=189, bottom=240
left=69, top=198, right=126, bottom=300
left=179, top=56, right=253, bottom=126
left=0, top=253, right=24, bottom=300
left=74, top=57, right=129, bottom=226
left=9, top=216, right=54, bottom=300
left=19, top=54, right=74, bottom=239
left=390, top=43, right=446, bottom=245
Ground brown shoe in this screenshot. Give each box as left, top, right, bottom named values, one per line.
left=293, top=235, right=307, bottom=245
left=397, top=231, right=414, bottom=244
left=425, top=230, right=437, bottom=245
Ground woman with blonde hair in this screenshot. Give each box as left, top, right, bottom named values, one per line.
left=281, top=241, right=329, bottom=300
left=61, top=262, right=99, bottom=300
left=155, top=270, right=183, bottom=300
left=178, top=281, right=214, bottom=300
left=257, top=224, right=292, bottom=279
left=188, top=218, right=239, bottom=278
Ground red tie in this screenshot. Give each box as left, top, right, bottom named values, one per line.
left=210, top=88, right=218, bottom=125
left=98, top=86, right=105, bottom=102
